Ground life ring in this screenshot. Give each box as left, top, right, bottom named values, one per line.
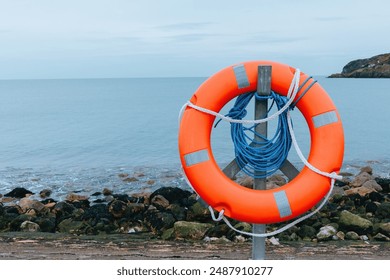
left=178, top=61, right=344, bottom=224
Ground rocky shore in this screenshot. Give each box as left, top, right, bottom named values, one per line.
left=329, top=53, right=390, bottom=78
left=0, top=166, right=389, bottom=246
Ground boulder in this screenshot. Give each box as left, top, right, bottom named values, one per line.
left=34, top=215, right=56, bottom=232
left=20, top=221, right=41, bottom=232
left=150, top=187, right=192, bottom=206
left=39, top=189, right=52, bottom=199
left=378, top=223, right=390, bottom=236
left=375, top=178, right=390, bottom=192
left=187, top=201, right=211, bottom=222
left=172, top=221, right=213, bottom=240
left=4, top=187, right=34, bottom=198
left=349, top=172, right=373, bottom=188
left=361, top=180, right=383, bottom=191
left=344, top=186, right=375, bottom=197
left=338, top=210, right=373, bottom=234
left=66, top=193, right=89, bottom=202
left=166, top=204, right=187, bottom=221
left=373, top=233, right=390, bottom=241
left=151, top=195, right=170, bottom=210
left=316, top=225, right=337, bottom=241
left=345, top=231, right=360, bottom=240
left=52, top=201, right=76, bottom=220
left=108, top=200, right=127, bottom=218
left=57, top=218, right=87, bottom=234
left=19, top=198, right=45, bottom=213
left=297, top=225, right=317, bottom=239
left=360, top=166, right=373, bottom=175
left=376, top=202, right=390, bottom=219
left=144, top=208, right=176, bottom=234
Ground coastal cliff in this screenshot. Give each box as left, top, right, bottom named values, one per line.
left=329, top=53, right=390, bottom=78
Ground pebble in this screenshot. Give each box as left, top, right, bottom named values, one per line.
left=0, top=166, right=388, bottom=242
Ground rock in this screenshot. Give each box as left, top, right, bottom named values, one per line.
left=166, top=204, right=186, bottom=221
left=131, top=192, right=151, bottom=204
left=365, top=202, right=378, bottom=213
left=267, top=174, right=287, bottom=189
left=34, top=215, right=56, bottom=232
left=206, top=224, right=230, bottom=238
left=375, top=202, right=390, bottom=219
left=82, top=204, right=111, bottom=222
left=360, top=235, right=369, bottom=241
left=39, top=189, right=52, bottom=199
left=150, top=187, right=192, bottom=206
left=144, top=208, right=176, bottom=234
left=339, top=210, right=373, bottom=234
left=373, top=233, right=390, bottom=241
left=18, top=198, right=45, bottom=213
left=52, top=201, right=76, bottom=221
left=118, top=173, right=129, bottom=178
left=368, top=191, right=385, bottom=202
left=187, top=201, right=210, bottom=222
left=66, top=193, right=89, bottom=202
left=329, top=53, right=390, bottom=78
left=378, top=223, right=390, bottom=235
left=127, top=203, right=146, bottom=216
left=235, top=235, right=247, bottom=243
left=375, top=177, right=390, bottom=192
left=345, top=231, right=360, bottom=240
left=102, top=188, right=113, bottom=196
left=57, top=218, right=87, bottom=234
left=172, top=221, right=213, bottom=240
left=234, top=222, right=252, bottom=233
left=360, top=166, right=373, bottom=175
left=108, top=200, right=127, bottom=218
left=9, top=214, right=33, bottom=231
left=20, top=221, right=41, bottom=232
left=361, top=180, right=383, bottom=191
left=112, top=194, right=131, bottom=202
left=316, top=225, right=337, bottom=241
left=161, top=228, right=175, bottom=240
left=238, top=176, right=253, bottom=188
left=122, top=177, right=138, bottom=183
left=268, top=236, right=280, bottom=245
left=297, top=225, right=317, bottom=239
left=349, top=172, right=373, bottom=188
left=344, top=187, right=375, bottom=197
left=151, top=195, right=170, bottom=210
left=336, top=231, right=345, bottom=240
left=4, top=187, right=34, bottom=198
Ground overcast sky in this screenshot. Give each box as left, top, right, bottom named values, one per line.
left=0, top=0, right=389, bottom=79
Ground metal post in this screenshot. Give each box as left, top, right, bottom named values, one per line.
left=252, top=65, right=272, bottom=260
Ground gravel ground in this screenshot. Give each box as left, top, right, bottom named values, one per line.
left=0, top=232, right=389, bottom=260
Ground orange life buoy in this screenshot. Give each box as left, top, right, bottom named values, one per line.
left=178, top=61, right=344, bottom=224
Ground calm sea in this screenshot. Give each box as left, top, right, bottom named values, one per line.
left=0, top=76, right=389, bottom=199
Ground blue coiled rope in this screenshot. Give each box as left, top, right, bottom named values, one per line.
left=223, top=91, right=292, bottom=178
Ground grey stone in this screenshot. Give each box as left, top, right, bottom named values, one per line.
left=339, top=210, right=373, bottom=234
left=373, top=233, right=390, bottom=241
left=20, top=221, right=41, bottom=232
left=317, top=225, right=337, bottom=241
left=345, top=231, right=360, bottom=240
left=173, top=221, right=213, bottom=240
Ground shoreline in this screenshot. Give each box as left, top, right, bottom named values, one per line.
left=0, top=165, right=389, bottom=259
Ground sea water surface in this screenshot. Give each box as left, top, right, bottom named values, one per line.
left=0, top=77, right=389, bottom=199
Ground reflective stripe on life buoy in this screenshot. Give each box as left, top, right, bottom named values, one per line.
left=178, top=61, right=344, bottom=224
